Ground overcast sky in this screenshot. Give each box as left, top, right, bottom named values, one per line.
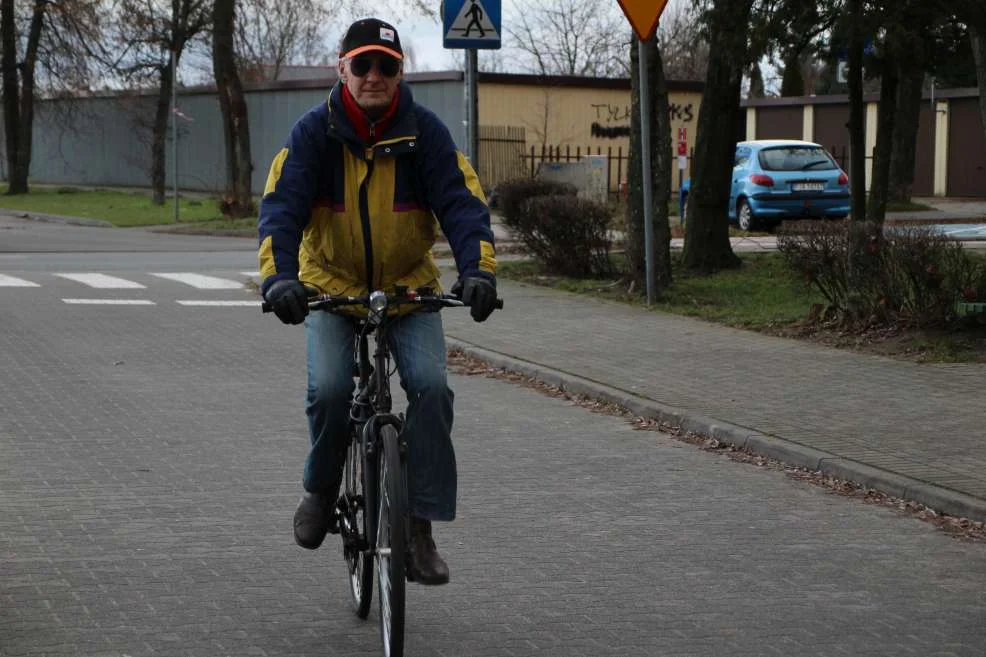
left=346, top=0, right=688, bottom=74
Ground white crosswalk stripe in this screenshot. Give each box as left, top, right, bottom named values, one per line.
left=62, top=299, right=156, bottom=305
left=0, top=271, right=260, bottom=306
left=150, top=273, right=246, bottom=289
left=55, top=273, right=146, bottom=289
left=0, top=274, right=40, bottom=287
left=176, top=300, right=259, bottom=306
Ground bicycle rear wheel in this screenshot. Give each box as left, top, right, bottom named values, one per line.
left=376, top=424, right=406, bottom=657
left=343, top=429, right=374, bottom=618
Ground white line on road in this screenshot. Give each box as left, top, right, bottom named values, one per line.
left=55, top=273, right=146, bottom=289
left=150, top=273, right=246, bottom=289
left=176, top=300, right=260, bottom=306
left=0, top=274, right=40, bottom=287
left=62, top=299, right=156, bottom=305
left=240, top=271, right=260, bottom=278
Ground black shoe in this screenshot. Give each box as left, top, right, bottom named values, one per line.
left=407, top=517, right=450, bottom=585
left=293, top=492, right=335, bottom=550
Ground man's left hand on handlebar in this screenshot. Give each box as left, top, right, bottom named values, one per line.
left=454, top=276, right=498, bottom=322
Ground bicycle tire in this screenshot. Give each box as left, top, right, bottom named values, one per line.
left=376, top=424, right=406, bottom=657
left=344, top=429, right=374, bottom=619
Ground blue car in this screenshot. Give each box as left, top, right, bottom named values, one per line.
left=679, top=140, right=850, bottom=231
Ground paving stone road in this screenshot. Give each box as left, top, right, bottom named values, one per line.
left=1, top=269, right=984, bottom=656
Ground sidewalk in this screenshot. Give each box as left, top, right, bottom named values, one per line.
left=441, top=272, right=986, bottom=524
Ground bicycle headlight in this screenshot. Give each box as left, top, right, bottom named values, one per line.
left=369, top=290, right=388, bottom=314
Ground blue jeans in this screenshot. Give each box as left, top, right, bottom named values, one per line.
left=303, top=310, right=456, bottom=521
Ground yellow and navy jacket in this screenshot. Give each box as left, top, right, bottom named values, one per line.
left=258, top=81, right=497, bottom=312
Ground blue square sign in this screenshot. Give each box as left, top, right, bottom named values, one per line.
left=443, top=0, right=501, bottom=49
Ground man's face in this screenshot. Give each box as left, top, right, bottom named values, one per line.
left=340, top=52, right=403, bottom=117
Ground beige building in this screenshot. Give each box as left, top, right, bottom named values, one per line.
left=476, top=72, right=704, bottom=192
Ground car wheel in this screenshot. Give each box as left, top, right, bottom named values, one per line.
left=737, top=199, right=756, bottom=231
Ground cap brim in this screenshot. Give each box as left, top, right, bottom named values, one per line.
left=343, top=45, right=403, bottom=60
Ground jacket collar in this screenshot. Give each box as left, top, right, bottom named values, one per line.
left=327, top=81, right=418, bottom=151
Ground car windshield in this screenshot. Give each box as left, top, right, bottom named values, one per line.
left=758, top=146, right=837, bottom=172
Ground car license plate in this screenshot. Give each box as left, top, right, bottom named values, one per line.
left=793, top=182, right=824, bottom=191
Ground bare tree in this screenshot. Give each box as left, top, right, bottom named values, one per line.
left=505, top=0, right=627, bottom=77
left=681, top=0, right=754, bottom=272
left=234, top=0, right=333, bottom=81
left=213, top=0, right=251, bottom=216
left=959, top=0, right=986, bottom=145
left=2, top=0, right=44, bottom=194
left=106, top=0, right=211, bottom=205
left=655, top=1, right=709, bottom=82
left=2, top=0, right=102, bottom=193
left=846, top=0, right=866, bottom=220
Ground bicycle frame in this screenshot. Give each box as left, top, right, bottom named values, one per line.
left=263, top=284, right=500, bottom=657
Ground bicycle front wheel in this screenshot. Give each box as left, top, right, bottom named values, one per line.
left=376, top=424, right=406, bottom=657
left=344, top=429, right=374, bottom=619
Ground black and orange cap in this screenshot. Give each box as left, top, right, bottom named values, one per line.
left=340, top=18, right=403, bottom=61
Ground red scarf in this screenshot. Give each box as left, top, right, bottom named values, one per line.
left=341, top=84, right=400, bottom=144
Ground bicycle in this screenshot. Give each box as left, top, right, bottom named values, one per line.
left=263, top=284, right=501, bottom=657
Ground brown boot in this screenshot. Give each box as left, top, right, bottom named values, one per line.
left=407, top=517, right=450, bottom=585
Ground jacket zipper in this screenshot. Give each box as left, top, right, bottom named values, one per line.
left=359, top=157, right=375, bottom=291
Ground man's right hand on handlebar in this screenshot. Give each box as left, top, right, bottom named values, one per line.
left=265, top=279, right=309, bottom=325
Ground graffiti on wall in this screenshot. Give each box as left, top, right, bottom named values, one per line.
left=589, top=102, right=695, bottom=139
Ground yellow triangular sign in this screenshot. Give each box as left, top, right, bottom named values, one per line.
left=617, top=0, right=670, bottom=41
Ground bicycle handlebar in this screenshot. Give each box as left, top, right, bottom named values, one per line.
left=261, top=288, right=504, bottom=315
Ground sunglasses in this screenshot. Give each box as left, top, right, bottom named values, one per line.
left=349, top=55, right=401, bottom=78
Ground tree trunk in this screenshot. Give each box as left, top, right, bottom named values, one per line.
left=151, top=59, right=174, bottom=206
left=626, top=36, right=672, bottom=296
left=847, top=0, right=866, bottom=221
left=1, top=0, right=20, bottom=193
left=213, top=0, right=253, bottom=217
left=866, top=55, right=898, bottom=224
left=681, top=0, right=749, bottom=273
left=780, top=51, right=805, bottom=97
left=12, top=0, right=44, bottom=194
left=747, top=63, right=765, bottom=99
left=971, top=25, right=986, bottom=144
left=888, top=61, right=923, bottom=203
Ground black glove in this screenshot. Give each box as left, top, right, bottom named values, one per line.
left=454, top=276, right=497, bottom=322
left=265, top=279, right=309, bottom=325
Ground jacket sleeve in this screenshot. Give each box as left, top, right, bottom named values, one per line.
left=257, top=115, right=321, bottom=295
left=415, top=114, right=497, bottom=283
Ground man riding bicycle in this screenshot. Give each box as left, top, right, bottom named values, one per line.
left=258, top=17, right=498, bottom=586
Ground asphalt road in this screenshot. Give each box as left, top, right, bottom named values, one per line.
left=1, top=220, right=984, bottom=656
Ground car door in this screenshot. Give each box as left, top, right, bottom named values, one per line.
left=729, top=146, right=751, bottom=219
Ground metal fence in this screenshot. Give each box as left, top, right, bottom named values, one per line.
left=477, top=125, right=527, bottom=189
left=519, top=144, right=631, bottom=198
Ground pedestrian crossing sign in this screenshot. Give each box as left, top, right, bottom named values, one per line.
left=443, top=0, right=501, bottom=49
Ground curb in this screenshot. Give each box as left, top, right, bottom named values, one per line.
left=447, top=337, right=986, bottom=523
left=0, top=209, right=113, bottom=228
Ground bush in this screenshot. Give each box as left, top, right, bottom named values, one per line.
left=493, top=177, right=577, bottom=220
left=777, top=220, right=984, bottom=328
left=501, top=193, right=613, bottom=278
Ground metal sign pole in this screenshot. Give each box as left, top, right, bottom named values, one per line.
left=638, top=39, right=655, bottom=304
left=467, top=49, right=479, bottom=173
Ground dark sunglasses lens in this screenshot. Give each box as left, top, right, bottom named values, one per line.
left=350, top=56, right=400, bottom=78
left=350, top=57, right=372, bottom=77
left=378, top=58, right=400, bottom=77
